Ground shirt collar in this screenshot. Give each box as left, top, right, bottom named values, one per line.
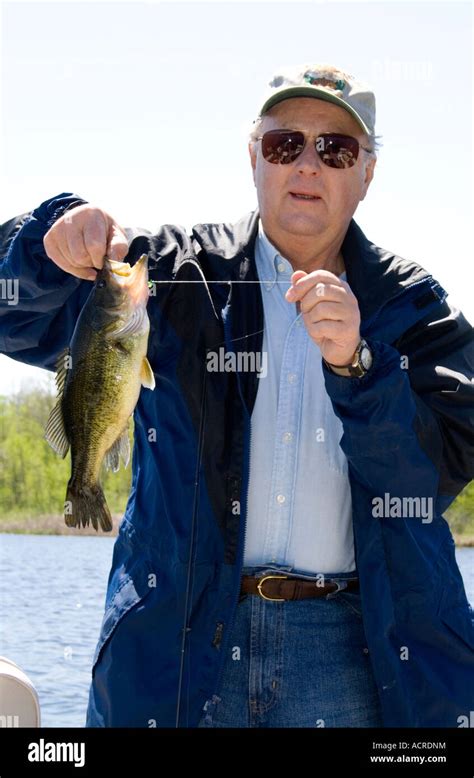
left=256, top=222, right=294, bottom=291
left=255, top=222, right=348, bottom=289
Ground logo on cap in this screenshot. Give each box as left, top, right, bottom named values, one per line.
left=303, top=71, right=345, bottom=91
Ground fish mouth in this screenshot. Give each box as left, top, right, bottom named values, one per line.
left=105, top=254, right=149, bottom=306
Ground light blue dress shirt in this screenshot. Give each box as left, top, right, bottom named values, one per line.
left=243, top=224, right=355, bottom=575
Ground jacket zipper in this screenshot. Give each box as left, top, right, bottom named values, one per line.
left=175, top=340, right=209, bottom=727
left=175, top=259, right=228, bottom=726
left=211, top=289, right=253, bottom=701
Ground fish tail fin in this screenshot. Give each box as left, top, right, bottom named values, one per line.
left=64, top=479, right=113, bottom=532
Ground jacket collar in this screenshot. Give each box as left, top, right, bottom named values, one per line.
left=192, top=209, right=432, bottom=325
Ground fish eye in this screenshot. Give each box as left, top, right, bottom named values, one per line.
left=97, top=279, right=106, bottom=289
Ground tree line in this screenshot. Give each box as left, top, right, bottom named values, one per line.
left=0, top=386, right=131, bottom=517
left=0, top=386, right=472, bottom=536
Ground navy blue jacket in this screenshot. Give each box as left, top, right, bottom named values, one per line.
left=1, top=193, right=473, bottom=727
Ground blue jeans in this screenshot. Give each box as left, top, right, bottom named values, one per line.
left=198, top=564, right=384, bottom=728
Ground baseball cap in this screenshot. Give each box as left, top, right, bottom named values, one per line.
left=257, top=63, right=376, bottom=138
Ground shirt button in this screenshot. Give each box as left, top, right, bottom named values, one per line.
left=277, top=262, right=286, bottom=273
left=288, top=373, right=297, bottom=384
left=282, top=432, right=292, bottom=443
left=295, top=318, right=303, bottom=327
left=276, top=494, right=286, bottom=504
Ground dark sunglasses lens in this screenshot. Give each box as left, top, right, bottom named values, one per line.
left=261, top=131, right=305, bottom=164
left=318, top=134, right=359, bottom=169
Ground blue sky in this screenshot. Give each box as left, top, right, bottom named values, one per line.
left=0, top=0, right=472, bottom=393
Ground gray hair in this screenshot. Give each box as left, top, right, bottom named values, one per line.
left=249, top=114, right=383, bottom=157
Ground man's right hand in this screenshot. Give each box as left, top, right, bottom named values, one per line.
left=43, top=204, right=129, bottom=281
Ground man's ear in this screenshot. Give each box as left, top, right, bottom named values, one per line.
left=360, top=156, right=376, bottom=201
left=248, top=141, right=257, bottom=185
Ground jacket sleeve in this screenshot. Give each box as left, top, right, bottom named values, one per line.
left=0, top=193, right=91, bottom=371
left=0, top=213, right=32, bottom=260
left=323, top=300, right=474, bottom=512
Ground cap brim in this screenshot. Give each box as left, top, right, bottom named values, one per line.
left=260, top=87, right=371, bottom=136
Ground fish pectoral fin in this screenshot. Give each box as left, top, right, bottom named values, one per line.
left=44, top=400, right=70, bottom=457
left=104, top=427, right=131, bottom=472
left=141, top=357, right=155, bottom=390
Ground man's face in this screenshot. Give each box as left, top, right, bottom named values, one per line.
left=249, top=97, right=376, bottom=243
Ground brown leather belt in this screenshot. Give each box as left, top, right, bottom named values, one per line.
left=240, top=573, right=359, bottom=602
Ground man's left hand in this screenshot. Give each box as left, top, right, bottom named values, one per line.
left=285, top=269, right=361, bottom=367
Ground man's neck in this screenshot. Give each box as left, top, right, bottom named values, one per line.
left=262, top=228, right=346, bottom=277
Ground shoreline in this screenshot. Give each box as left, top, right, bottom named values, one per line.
left=0, top=514, right=473, bottom=547
left=0, top=513, right=122, bottom=537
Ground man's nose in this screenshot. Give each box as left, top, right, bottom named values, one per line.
left=296, top=138, right=323, bottom=174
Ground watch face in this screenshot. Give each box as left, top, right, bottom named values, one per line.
left=360, top=345, right=373, bottom=371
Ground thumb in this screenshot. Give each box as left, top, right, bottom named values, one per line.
left=107, top=222, right=129, bottom=262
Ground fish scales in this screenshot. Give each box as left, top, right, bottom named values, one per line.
left=45, top=254, right=155, bottom=531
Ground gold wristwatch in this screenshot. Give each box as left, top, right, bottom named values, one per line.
left=324, top=339, right=373, bottom=378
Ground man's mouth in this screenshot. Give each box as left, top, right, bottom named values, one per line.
left=289, top=192, right=321, bottom=201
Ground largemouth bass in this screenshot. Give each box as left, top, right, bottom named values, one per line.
left=45, top=254, right=155, bottom=531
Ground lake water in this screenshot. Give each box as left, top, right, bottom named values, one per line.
left=0, top=534, right=472, bottom=727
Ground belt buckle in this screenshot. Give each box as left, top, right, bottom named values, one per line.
left=256, top=574, right=288, bottom=602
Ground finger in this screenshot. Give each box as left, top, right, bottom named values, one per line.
left=286, top=269, right=345, bottom=301
left=299, top=283, right=348, bottom=313
left=65, top=225, right=95, bottom=270
left=43, top=233, right=71, bottom=272
left=43, top=225, right=74, bottom=266
left=306, top=318, right=346, bottom=341
left=67, top=266, right=98, bottom=281
left=289, top=272, right=346, bottom=301
left=83, top=217, right=107, bottom=270
left=107, top=223, right=129, bottom=262
left=303, top=300, right=346, bottom=321
left=44, top=233, right=96, bottom=280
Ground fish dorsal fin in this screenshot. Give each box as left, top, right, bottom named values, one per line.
left=141, top=357, right=155, bottom=390
left=45, top=401, right=70, bottom=457
left=55, top=348, right=72, bottom=394
left=104, top=427, right=131, bottom=472
left=44, top=349, right=71, bottom=457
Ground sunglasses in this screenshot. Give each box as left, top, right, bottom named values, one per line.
left=257, top=130, right=373, bottom=169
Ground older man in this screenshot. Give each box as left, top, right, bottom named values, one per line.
left=0, top=64, right=473, bottom=728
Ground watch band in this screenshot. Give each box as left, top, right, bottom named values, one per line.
left=324, top=339, right=372, bottom=378
left=324, top=360, right=353, bottom=377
